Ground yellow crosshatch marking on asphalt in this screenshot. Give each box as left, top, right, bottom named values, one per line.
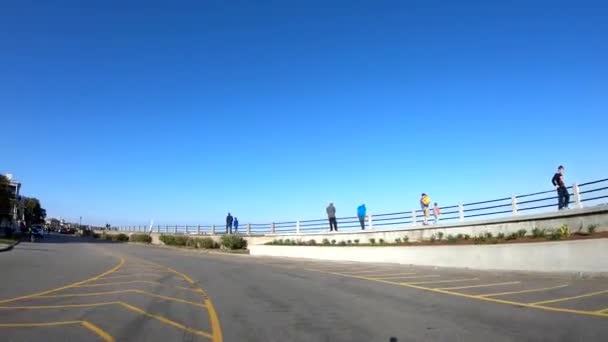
left=0, top=320, right=115, bottom=342
left=379, top=275, right=441, bottom=280
left=529, top=289, right=608, bottom=305
left=340, top=269, right=411, bottom=275
left=352, top=272, right=418, bottom=278
left=406, top=278, right=480, bottom=285
left=479, top=285, right=569, bottom=298
left=0, top=256, right=224, bottom=342
left=36, top=290, right=207, bottom=308
left=306, top=266, right=608, bottom=319
left=439, top=281, right=521, bottom=290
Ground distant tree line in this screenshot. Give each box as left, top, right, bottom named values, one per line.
left=0, top=174, right=46, bottom=226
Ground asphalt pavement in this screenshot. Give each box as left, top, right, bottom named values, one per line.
left=1, top=234, right=607, bottom=341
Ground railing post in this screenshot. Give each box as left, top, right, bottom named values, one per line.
left=165, top=225, right=169, bottom=233
left=368, top=213, right=373, bottom=230
left=197, top=225, right=201, bottom=235
left=211, top=224, right=216, bottom=235
left=296, top=220, right=301, bottom=234
left=511, top=194, right=518, bottom=216
left=271, top=222, right=275, bottom=234
left=174, top=225, right=178, bottom=234
left=157, top=225, right=160, bottom=233
left=247, top=223, right=251, bottom=236
left=185, top=224, right=189, bottom=234
left=459, top=204, right=464, bottom=222
left=412, top=210, right=417, bottom=227
left=573, top=183, right=582, bottom=209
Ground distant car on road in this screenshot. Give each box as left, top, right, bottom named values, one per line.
left=59, top=227, right=76, bottom=234
left=31, top=225, right=45, bottom=238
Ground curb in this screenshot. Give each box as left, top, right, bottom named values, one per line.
left=126, top=242, right=251, bottom=257
left=0, top=240, right=20, bottom=253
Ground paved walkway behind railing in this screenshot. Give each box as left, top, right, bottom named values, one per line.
left=116, top=178, right=608, bottom=236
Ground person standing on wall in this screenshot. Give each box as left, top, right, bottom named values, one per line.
left=552, top=165, right=570, bottom=210
left=233, top=217, right=239, bottom=234
left=357, top=203, right=367, bottom=230
left=327, top=203, right=338, bottom=232
left=420, top=193, right=431, bottom=225
left=433, top=203, right=441, bottom=224
left=226, top=213, right=233, bottom=234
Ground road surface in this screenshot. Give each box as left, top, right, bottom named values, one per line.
left=1, top=234, right=607, bottom=341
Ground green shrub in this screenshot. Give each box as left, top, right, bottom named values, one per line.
left=285, top=239, right=291, bottom=245
left=395, top=238, right=402, bottom=244
left=546, top=230, right=562, bottom=241
left=354, top=239, right=360, bottom=244
left=517, top=229, right=527, bottom=238
left=338, top=241, right=346, bottom=246
left=587, top=224, right=598, bottom=234
left=559, top=224, right=570, bottom=238
left=497, top=233, right=505, bottom=240
left=403, top=236, right=409, bottom=243
left=456, top=234, right=464, bottom=240
left=173, top=235, right=188, bottom=246
left=114, top=233, right=129, bottom=242
left=369, top=238, right=376, bottom=245
left=331, top=239, right=336, bottom=245
left=463, top=234, right=470, bottom=240
left=308, top=239, right=316, bottom=246
left=220, top=234, right=247, bottom=250
left=347, top=240, right=352, bottom=245
left=484, top=232, right=493, bottom=239
left=429, top=235, right=436, bottom=242
left=446, top=234, right=457, bottom=243
left=159, top=234, right=174, bottom=245
left=199, top=237, right=218, bottom=249
left=379, top=238, right=385, bottom=245
left=506, top=233, right=518, bottom=240
left=322, top=238, right=330, bottom=246
left=437, top=232, right=444, bottom=240
left=130, top=233, right=152, bottom=244
left=532, top=228, right=545, bottom=238
left=186, top=237, right=197, bottom=248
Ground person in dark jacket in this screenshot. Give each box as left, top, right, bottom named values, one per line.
left=226, top=213, right=233, bottom=234
left=326, top=203, right=337, bottom=231
left=552, top=165, right=570, bottom=210
left=357, top=204, right=367, bottom=230
left=233, top=217, right=239, bottom=234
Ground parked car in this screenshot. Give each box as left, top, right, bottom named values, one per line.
left=31, top=225, right=45, bottom=238
left=59, top=227, right=76, bottom=234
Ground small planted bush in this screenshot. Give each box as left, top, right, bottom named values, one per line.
left=437, top=232, right=444, bottom=240
left=199, top=237, right=218, bottom=249
left=506, top=233, right=518, bottom=241
left=446, top=234, right=457, bottom=243
left=497, top=233, right=505, bottom=240
left=186, top=237, right=197, bottom=248
left=322, top=238, right=330, bottom=246
left=130, top=233, right=152, bottom=244
left=114, top=233, right=129, bottom=242
left=220, top=234, right=247, bottom=250
left=369, top=238, right=376, bottom=245
left=331, top=239, right=336, bottom=245
left=378, top=238, right=385, bottom=245
left=463, top=234, right=471, bottom=240
left=484, top=232, right=493, bottom=239
left=403, top=236, right=409, bottom=243
left=532, top=228, right=545, bottom=238
left=429, top=235, right=436, bottom=243
left=395, top=238, right=402, bottom=244
left=517, top=229, right=527, bottom=238
left=587, top=224, right=597, bottom=234
left=338, top=241, right=347, bottom=246
left=308, top=239, right=317, bottom=246
left=546, top=230, right=562, bottom=241
left=347, top=240, right=352, bottom=245
left=559, top=224, right=570, bottom=238
left=456, top=234, right=464, bottom=240
left=354, top=239, right=360, bottom=245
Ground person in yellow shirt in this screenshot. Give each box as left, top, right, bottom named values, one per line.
left=420, top=193, right=431, bottom=225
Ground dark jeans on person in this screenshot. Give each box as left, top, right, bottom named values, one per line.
left=328, top=217, right=338, bottom=231
left=557, top=187, right=570, bottom=210
left=358, top=216, right=365, bottom=230
left=226, top=224, right=232, bottom=234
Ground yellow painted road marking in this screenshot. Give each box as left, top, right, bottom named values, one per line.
left=0, top=257, right=125, bottom=305
left=440, top=281, right=521, bottom=291
left=480, top=284, right=569, bottom=298
left=0, top=302, right=114, bottom=309
left=345, top=271, right=417, bottom=277
left=596, top=308, right=608, bottom=314
left=0, top=301, right=213, bottom=339
left=530, top=289, right=608, bottom=305
left=75, top=280, right=164, bottom=287
left=406, top=278, right=479, bottom=285
left=380, top=275, right=440, bottom=280
left=0, top=320, right=115, bottom=342
left=36, top=290, right=206, bottom=308
left=308, top=268, right=608, bottom=319
left=96, top=273, right=170, bottom=281
left=341, top=269, right=405, bottom=275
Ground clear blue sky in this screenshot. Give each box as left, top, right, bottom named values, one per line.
left=2, top=0, right=607, bottom=226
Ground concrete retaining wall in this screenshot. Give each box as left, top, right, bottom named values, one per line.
left=249, top=238, right=608, bottom=273
left=264, top=205, right=608, bottom=245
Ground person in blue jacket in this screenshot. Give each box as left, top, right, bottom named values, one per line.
left=233, top=217, right=239, bottom=234
left=357, top=204, right=367, bottom=230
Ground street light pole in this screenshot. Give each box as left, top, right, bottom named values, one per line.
left=79, top=216, right=82, bottom=230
